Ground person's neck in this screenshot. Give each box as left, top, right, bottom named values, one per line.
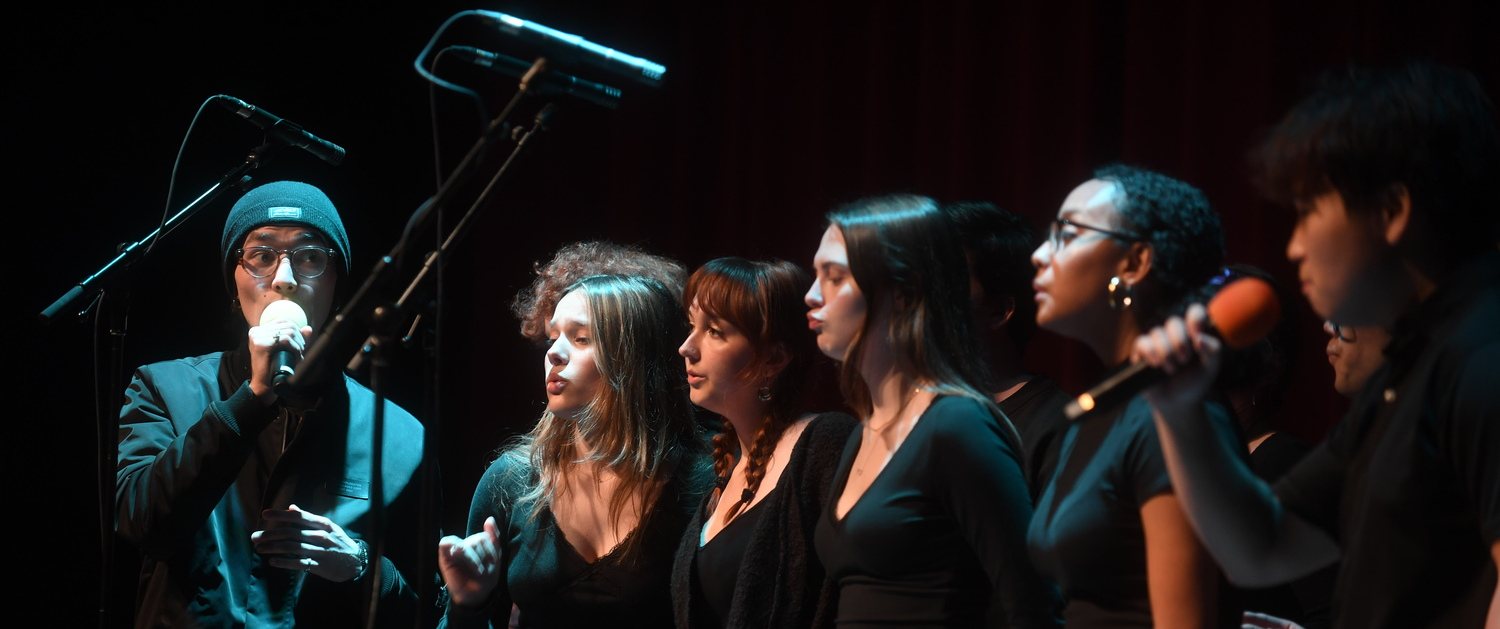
left=1086, top=310, right=1141, bottom=366
left=983, top=333, right=1023, bottom=376
left=718, top=396, right=770, bottom=456
left=860, top=346, right=923, bottom=419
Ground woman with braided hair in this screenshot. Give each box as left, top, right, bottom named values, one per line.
left=670, top=257, right=857, bottom=629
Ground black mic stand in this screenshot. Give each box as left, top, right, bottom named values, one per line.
left=38, top=142, right=280, bottom=629
left=284, top=58, right=555, bottom=629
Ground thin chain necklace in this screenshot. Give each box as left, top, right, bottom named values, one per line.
left=853, top=386, right=923, bottom=478
left=865, top=386, right=923, bottom=433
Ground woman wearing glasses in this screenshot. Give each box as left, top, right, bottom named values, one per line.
left=807, top=195, right=1061, bottom=628
left=1025, top=166, right=1235, bottom=627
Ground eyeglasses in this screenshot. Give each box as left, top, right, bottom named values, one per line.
left=1327, top=321, right=1357, bottom=343
left=1048, top=217, right=1143, bottom=252
left=236, top=245, right=337, bottom=279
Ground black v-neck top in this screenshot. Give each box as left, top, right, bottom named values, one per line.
left=813, top=396, right=1061, bottom=628
left=442, top=452, right=712, bottom=629
left=692, top=489, right=777, bottom=628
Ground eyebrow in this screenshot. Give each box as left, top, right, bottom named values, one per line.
left=547, top=316, right=590, bottom=331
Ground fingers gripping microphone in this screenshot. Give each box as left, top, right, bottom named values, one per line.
left=215, top=95, right=347, bottom=166
left=260, top=300, right=309, bottom=390
left=1064, top=277, right=1282, bottom=421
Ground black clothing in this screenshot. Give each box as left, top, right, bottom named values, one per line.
left=815, top=396, right=1060, bottom=628
left=998, top=376, right=1070, bottom=501
left=443, top=451, right=713, bottom=629
left=1234, top=432, right=1333, bottom=629
left=1028, top=393, right=1239, bottom=628
left=1275, top=252, right=1500, bottom=628
left=672, top=412, right=857, bottom=629
left=692, top=490, right=773, bottom=628
left=115, top=348, right=429, bottom=628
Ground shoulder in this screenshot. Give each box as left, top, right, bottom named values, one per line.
left=344, top=375, right=423, bottom=430
left=136, top=351, right=222, bottom=382
left=921, top=395, right=1020, bottom=458
left=922, top=395, right=1005, bottom=436
left=475, top=449, right=534, bottom=510
left=793, top=411, right=858, bottom=450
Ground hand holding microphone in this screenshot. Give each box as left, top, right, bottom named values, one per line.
left=252, top=300, right=310, bottom=403
left=1066, top=277, right=1281, bottom=421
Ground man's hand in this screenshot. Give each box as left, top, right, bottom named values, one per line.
left=252, top=504, right=366, bottom=582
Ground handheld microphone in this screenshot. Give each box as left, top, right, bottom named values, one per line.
left=215, top=95, right=346, bottom=166
left=1064, top=277, right=1281, bottom=421
left=259, top=300, right=309, bottom=391
left=474, top=10, right=666, bottom=86
left=448, top=46, right=622, bottom=109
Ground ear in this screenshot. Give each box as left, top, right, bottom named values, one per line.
left=755, top=344, right=792, bottom=382
left=1116, top=241, right=1154, bottom=285
left=1379, top=184, right=1412, bottom=246
left=988, top=295, right=1017, bottom=331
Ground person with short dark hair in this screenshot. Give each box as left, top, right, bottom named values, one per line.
left=1025, top=165, right=1236, bottom=627
left=115, top=180, right=431, bottom=628
left=943, top=200, right=1070, bottom=499
left=1136, top=60, right=1500, bottom=627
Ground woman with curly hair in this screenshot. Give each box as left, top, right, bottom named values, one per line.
left=670, top=257, right=856, bottom=629
left=1025, top=165, right=1233, bottom=627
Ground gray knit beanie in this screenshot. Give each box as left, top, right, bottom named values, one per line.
left=221, top=180, right=350, bottom=295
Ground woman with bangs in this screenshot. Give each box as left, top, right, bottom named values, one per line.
left=438, top=274, right=712, bottom=629
left=805, top=195, right=1061, bottom=628
left=669, top=257, right=857, bottom=629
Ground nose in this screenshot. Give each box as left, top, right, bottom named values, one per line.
left=1323, top=320, right=1337, bottom=337
left=545, top=337, right=567, bottom=367
left=678, top=332, right=698, bottom=361
left=271, top=254, right=298, bottom=295
left=1286, top=225, right=1305, bottom=263
left=805, top=280, right=823, bottom=309
left=1031, top=240, right=1052, bottom=269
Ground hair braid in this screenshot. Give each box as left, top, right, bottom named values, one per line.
left=708, top=417, right=738, bottom=512
left=724, top=412, right=788, bottom=521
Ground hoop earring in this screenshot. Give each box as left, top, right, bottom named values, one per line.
left=757, top=386, right=773, bottom=402
left=1107, top=276, right=1134, bottom=310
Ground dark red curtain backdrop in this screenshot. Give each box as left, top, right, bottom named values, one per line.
left=11, top=1, right=1496, bottom=625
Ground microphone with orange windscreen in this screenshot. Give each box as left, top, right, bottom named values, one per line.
left=1063, top=277, right=1281, bottom=421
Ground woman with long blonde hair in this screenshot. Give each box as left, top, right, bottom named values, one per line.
left=438, top=274, right=711, bottom=628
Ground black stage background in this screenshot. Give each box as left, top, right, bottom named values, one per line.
left=9, top=1, right=1497, bottom=625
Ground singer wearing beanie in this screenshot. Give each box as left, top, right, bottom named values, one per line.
left=115, top=180, right=433, bottom=628
left=1025, top=165, right=1238, bottom=627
